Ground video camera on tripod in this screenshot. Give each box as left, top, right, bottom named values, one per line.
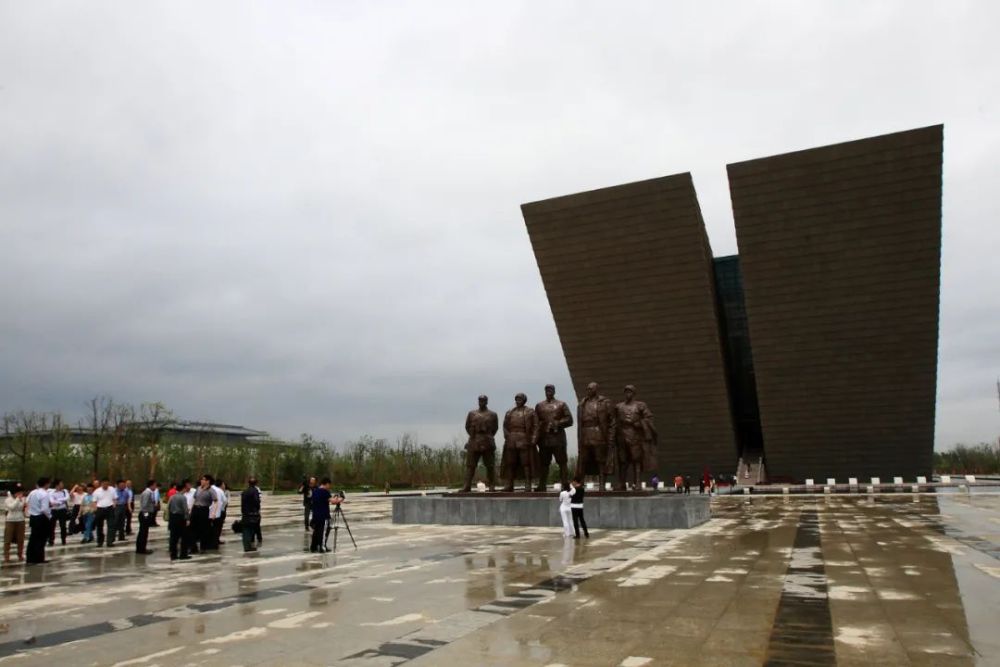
left=324, top=489, right=356, bottom=552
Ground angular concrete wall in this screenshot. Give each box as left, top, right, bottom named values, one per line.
left=522, top=174, right=737, bottom=478
left=728, top=125, right=943, bottom=481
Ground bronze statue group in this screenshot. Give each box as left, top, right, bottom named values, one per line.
left=461, top=383, right=657, bottom=493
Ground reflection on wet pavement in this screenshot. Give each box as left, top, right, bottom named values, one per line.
left=0, top=492, right=998, bottom=666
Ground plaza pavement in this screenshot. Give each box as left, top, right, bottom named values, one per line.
left=1, top=491, right=998, bottom=666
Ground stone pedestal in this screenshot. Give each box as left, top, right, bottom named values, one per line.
left=392, top=493, right=709, bottom=529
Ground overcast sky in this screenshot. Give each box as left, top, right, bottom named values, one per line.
left=1, top=1, right=997, bottom=450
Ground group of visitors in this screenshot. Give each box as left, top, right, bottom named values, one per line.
left=2, top=474, right=263, bottom=566
left=670, top=473, right=718, bottom=494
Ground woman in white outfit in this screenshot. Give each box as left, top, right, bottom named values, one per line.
left=558, top=486, right=573, bottom=537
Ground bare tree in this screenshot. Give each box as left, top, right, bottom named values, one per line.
left=46, top=412, right=73, bottom=479
left=3, top=411, right=48, bottom=480
left=135, top=402, right=175, bottom=479
left=81, top=395, right=116, bottom=478
left=108, top=402, right=135, bottom=479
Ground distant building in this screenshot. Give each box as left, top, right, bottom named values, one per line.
left=0, top=421, right=272, bottom=448
left=522, top=125, right=943, bottom=482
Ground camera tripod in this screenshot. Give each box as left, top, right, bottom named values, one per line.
left=324, top=505, right=357, bottom=552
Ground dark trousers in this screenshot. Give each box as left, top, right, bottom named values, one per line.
left=168, top=514, right=189, bottom=559
left=114, top=505, right=128, bottom=540
left=310, top=517, right=327, bottom=551
left=135, top=511, right=153, bottom=553
left=95, top=506, right=115, bottom=546
left=69, top=505, right=81, bottom=533
left=242, top=520, right=259, bottom=551
left=26, top=515, right=50, bottom=564
left=181, top=517, right=201, bottom=554
left=571, top=507, right=589, bottom=538
left=213, top=510, right=227, bottom=541
left=49, top=507, right=69, bottom=545
left=303, top=505, right=311, bottom=530
left=125, top=507, right=133, bottom=534
left=191, top=506, right=214, bottom=551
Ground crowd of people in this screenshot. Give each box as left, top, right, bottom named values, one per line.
left=2, top=474, right=263, bottom=566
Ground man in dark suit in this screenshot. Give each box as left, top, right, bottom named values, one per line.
left=241, top=477, right=262, bottom=552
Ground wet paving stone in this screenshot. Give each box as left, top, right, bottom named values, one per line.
left=0, top=492, right=998, bottom=665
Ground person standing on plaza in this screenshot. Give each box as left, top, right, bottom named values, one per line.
left=68, top=482, right=85, bottom=534
left=167, top=479, right=192, bottom=561
left=151, top=481, right=161, bottom=527
left=3, top=484, right=27, bottom=564
left=298, top=477, right=316, bottom=531
left=309, top=478, right=333, bottom=553
left=192, top=475, right=216, bottom=551
left=240, top=477, right=261, bottom=553
left=134, top=480, right=158, bottom=555
left=79, top=483, right=97, bottom=543
left=47, top=479, right=70, bottom=546
left=569, top=477, right=589, bottom=539
left=92, top=478, right=117, bottom=547
left=184, top=481, right=198, bottom=553
left=211, top=480, right=229, bottom=545
left=558, top=484, right=573, bottom=537
left=113, top=480, right=130, bottom=542
left=123, top=480, right=135, bottom=536
left=26, top=478, right=52, bottom=564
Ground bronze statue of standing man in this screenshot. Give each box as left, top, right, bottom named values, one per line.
left=461, top=395, right=499, bottom=493
left=533, top=384, right=574, bottom=491
left=614, top=384, right=657, bottom=491
left=577, top=382, right=614, bottom=492
left=501, top=393, right=538, bottom=492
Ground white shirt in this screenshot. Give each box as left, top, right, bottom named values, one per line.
left=209, top=485, right=224, bottom=519
left=93, top=486, right=116, bottom=508
left=184, top=488, right=195, bottom=511
left=558, top=490, right=572, bottom=509
left=27, top=488, right=52, bottom=517
left=4, top=495, right=26, bottom=522
left=71, top=491, right=85, bottom=507
left=217, top=487, right=229, bottom=512
left=48, top=488, right=70, bottom=510
left=569, top=487, right=583, bottom=509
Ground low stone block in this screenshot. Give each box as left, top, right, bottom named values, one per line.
left=392, top=494, right=709, bottom=529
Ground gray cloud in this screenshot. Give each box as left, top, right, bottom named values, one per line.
left=1, top=1, right=997, bottom=448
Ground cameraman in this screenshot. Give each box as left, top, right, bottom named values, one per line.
left=308, top=479, right=344, bottom=553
